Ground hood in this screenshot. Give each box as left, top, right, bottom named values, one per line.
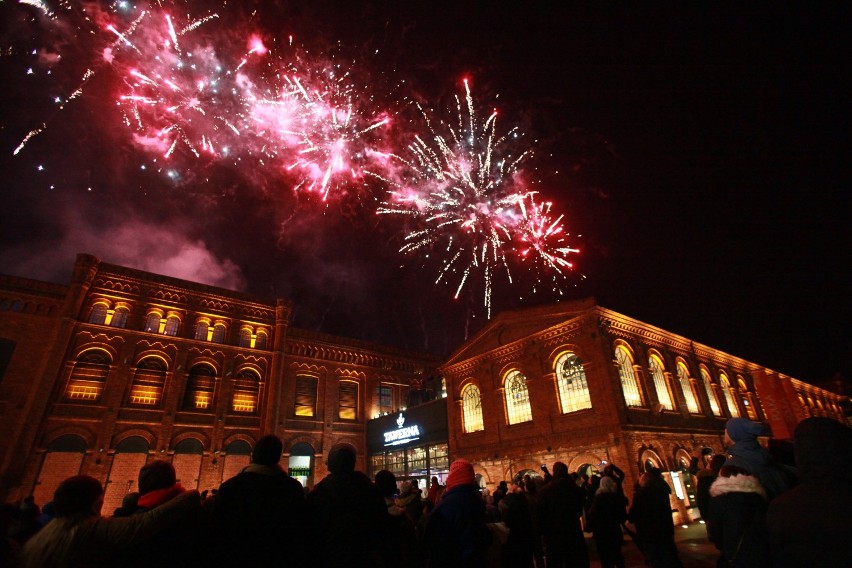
left=709, top=474, right=767, bottom=499
left=728, top=438, right=772, bottom=465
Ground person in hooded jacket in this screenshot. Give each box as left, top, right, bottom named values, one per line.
left=767, top=417, right=852, bottom=568
left=707, top=465, right=770, bottom=568
left=723, top=418, right=795, bottom=500
left=376, top=470, right=419, bottom=568
left=307, top=443, right=389, bottom=567
left=587, top=476, right=628, bottom=568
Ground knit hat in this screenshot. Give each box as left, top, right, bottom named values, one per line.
left=445, top=459, right=475, bottom=491
left=725, top=418, right=765, bottom=442
left=138, top=460, right=176, bottom=495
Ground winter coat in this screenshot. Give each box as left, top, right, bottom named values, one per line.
left=19, top=489, right=200, bottom=568
left=628, top=479, right=674, bottom=541
left=587, top=490, right=628, bottom=543
left=707, top=474, right=770, bottom=568
left=694, top=469, right=717, bottom=520
left=536, top=476, right=588, bottom=564
left=211, top=463, right=307, bottom=565
left=725, top=438, right=794, bottom=500
left=424, top=483, right=493, bottom=568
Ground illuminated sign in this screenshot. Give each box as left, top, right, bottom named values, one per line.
left=383, top=412, right=422, bottom=446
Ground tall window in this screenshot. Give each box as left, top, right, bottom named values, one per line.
left=719, top=373, right=739, bottom=417
left=194, top=321, right=209, bottom=341
left=295, top=376, right=317, bottom=417
left=128, top=357, right=166, bottom=406
left=238, top=328, right=252, bottom=348
left=111, top=307, right=129, bottom=328
left=255, top=331, right=268, bottom=350
left=211, top=323, right=226, bottom=344
left=88, top=303, right=108, bottom=325
left=676, top=361, right=700, bottom=413
left=338, top=380, right=358, bottom=420
left=648, top=355, right=673, bottom=410
left=232, top=369, right=260, bottom=413
left=504, top=370, right=532, bottom=425
left=462, top=384, right=485, bottom=433
left=738, top=377, right=757, bottom=420
left=144, top=313, right=161, bottom=333
left=65, top=350, right=111, bottom=402
left=555, top=352, right=592, bottom=413
left=163, top=316, right=180, bottom=337
left=616, top=345, right=642, bottom=407
left=183, top=365, right=216, bottom=411
left=377, top=385, right=393, bottom=414
left=700, top=368, right=721, bottom=415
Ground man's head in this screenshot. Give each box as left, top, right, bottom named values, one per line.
left=327, top=443, right=357, bottom=474
left=138, top=460, right=176, bottom=495
left=374, top=470, right=397, bottom=498
left=724, top=418, right=765, bottom=446
left=552, top=461, right=569, bottom=479
left=53, top=475, right=103, bottom=518
left=252, top=435, right=283, bottom=466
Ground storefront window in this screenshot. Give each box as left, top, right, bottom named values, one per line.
left=429, top=443, right=449, bottom=470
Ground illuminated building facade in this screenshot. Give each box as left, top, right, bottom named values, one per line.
left=439, top=299, right=847, bottom=522
left=0, top=254, right=440, bottom=512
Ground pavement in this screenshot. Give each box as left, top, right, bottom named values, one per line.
left=587, top=521, right=718, bottom=568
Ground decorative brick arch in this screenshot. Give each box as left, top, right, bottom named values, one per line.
left=71, top=343, right=118, bottom=363
left=546, top=343, right=586, bottom=371
left=568, top=453, right=605, bottom=474
left=41, top=425, right=97, bottom=450
left=285, top=435, right=319, bottom=453
left=221, top=433, right=257, bottom=451
left=184, top=357, right=221, bottom=375
left=110, top=428, right=157, bottom=451
left=133, top=350, right=173, bottom=369
left=170, top=431, right=210, bottom=451
left=639, top=448, right=667, bottom=472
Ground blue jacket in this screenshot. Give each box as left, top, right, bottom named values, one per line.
left=424, top=484, right=492, bottom=568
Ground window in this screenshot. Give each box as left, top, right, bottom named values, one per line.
left=255, top=331, right=268, bottom=350
left=128, top=357, right=166, bottom=406
left=462, top=384, right=485, bottom=433
left=111, top=307, right=129, bottom=328
left=504, top=370, right=532, bottom=425
left=211, top=323, right=226, bottom=344
left=377, top=385, right=393, bottom=413
left=700, top=368, right=721, bottom=416
left=338, top=380, right=358, bottom=420
left=737, top=377, right=757, bottom=420
left=295, top=375, right=317, bottom=417
left=616, top=345, right=642, bottom=407
left=232, top=369, right=260, bottom=413
left=163, top=316, right=180, bottom=337
left=719, top=373, right=739, bottom=417
left=676, top=361, right=701, bottom=413
left=238, top=328, right=252, bottom=348
left=183, top=365, right=216, bottom=410
left=194, top=321, right=209, bottom=341
left=88, top=304, right=108, bottom=325
left=65, top=350, right=111, bottom=402
left=555, top=352, right=592, bottom=413
left=648, top=355, right=673, bottom=410
left=144, top=313, right=161, bottom=333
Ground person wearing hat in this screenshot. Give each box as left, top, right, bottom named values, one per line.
left=536, top=461, right=589, bottom=568
left=211, top=434, right=307, bottom=565
left=723, top=417, right=794, bottom=500
left=424, top=459, right=492, bottom=568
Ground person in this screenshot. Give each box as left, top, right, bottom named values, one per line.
left=424, top=459, right=493, bottom=568
left=723, top=417, right=794, bottom=500
left=211, top=434, right=307, bottom=565
left=523, top=474, right=545, bottom=568
left=707, top=465, right=770, bottom=568
left=307, top=443, right=389, bottom=567
left=112, top=492, right=139, bottom=517
left=498, top=482, right=536, bottom=568
left=536, top=461, right=589, bottom=568
left=695, top=454, right=726, bottom=523
left=376, top=470, right=419, bottom=568
left=627, top=468, right=682, bottom=568
left=587, top=476, right=628, bottom=568
left=767, top=417, right=852, bottom=568
left=19, top=474, right=200, bottom=567
left=397, top=480, right=424, bottom=524
left=427, top=475, right=443, bottom=506
left=602, top=462, right=626, bottom=493
left=492, top=480, right=508, bottom=509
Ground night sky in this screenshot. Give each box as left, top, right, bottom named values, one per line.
left=0, top=2, right=847, bottom=386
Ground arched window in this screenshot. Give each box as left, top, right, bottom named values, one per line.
left=719, top=373, right=739, bottom=417
left=238, top=328, right=252, bottom=348
left=194, top=321, right=209, bottom=341
left=648, top=354, right=673, bottom=410
left=462, top=384, right=484, bottom=433
left=615, top=345, right=642, bottom=407
left=737, top=376, right=757, bottom=419
left=163, top=316, right=180, bottom=337
left=88, top=303, right=108, bottom=325
left=211, top=323, right=226, bottom=344
left=504, top=370, right=532, bottom=425
left=144, top=312, right=161, bottom=333
left=555, top=352, right=592, bottom=413
left=111, top=307, right=129, bottom=328
left=128, top=357, right=167, bottom=406
left=232, top=369, right=260, bottom=413
left=183, top=365, right=216, bottom=411
left=700, top=368, right=721, bottom=416
left=65, top=350, right=111, bottom=402
left=255, top=331, right=268, bottom=350
left=676, top=361, right=701, bottom=413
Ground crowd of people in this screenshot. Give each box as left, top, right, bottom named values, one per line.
left=0, top=416, right=849, bottom=567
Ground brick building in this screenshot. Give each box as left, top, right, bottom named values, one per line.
left=439, top=299, right=847, bottom=522
left=0, top=254, right=441, bottom=512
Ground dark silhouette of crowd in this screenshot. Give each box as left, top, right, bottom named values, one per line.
left=3, top=416, right=850, bottom=567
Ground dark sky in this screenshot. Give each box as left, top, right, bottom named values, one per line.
left=0, top=2, right=848, bottom=386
